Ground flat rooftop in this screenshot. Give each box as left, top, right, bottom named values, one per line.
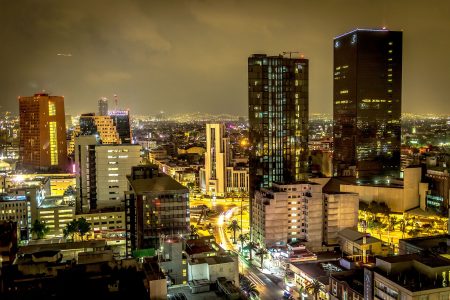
left=128, top=174, right=188, bottom=193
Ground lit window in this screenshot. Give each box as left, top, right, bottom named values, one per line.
left=48, top=102, right=56, bottom=116
left=49, top=122, right=58, bottom=165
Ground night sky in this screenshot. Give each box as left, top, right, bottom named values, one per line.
left=1, top=0, right=449, bottom=116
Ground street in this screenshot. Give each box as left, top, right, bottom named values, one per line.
left=192, top=196, right=286, bottom=300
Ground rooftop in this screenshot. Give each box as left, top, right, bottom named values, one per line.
left=189, top=255, right=234, bottom=265
left=375, top=254, right=450, bottom=291
left=330, top=269, right=364, bottom=296
left=339, top=228, right=382, bottom=245
left=128, top=174, right=188, bottom=194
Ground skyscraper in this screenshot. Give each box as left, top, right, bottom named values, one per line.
left=109, top=110, right=132, bottom=144
left=200, top=123, right=250, bottom=196
left=333, top=29, right=402, bottom=178
left=248, top=54, right=309, bottom=198
left=202, top=123, right=230, bottom=196
left=98, top=97, right=108, bottom=116
left=19, top=93, right=67, bottom=171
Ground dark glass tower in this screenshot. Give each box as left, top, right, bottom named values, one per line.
left=248, top=54, right=309, bottom=198
left=109, top=110, right=132, bottom=144
left=333, top=29, right=402, bottom=179
left=98, top=98, right=108, bottom=116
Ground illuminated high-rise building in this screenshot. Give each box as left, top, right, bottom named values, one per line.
left=19, top=93, right=67, bottom=171
left=78, top=113, right=120, bottom=144
left=199, top=123, right=249, bottom=196
left=333, top=29, right=402, bottom=178
left=109, top=110, right=132, bottom=144
left=98, top=97, right=108, bottom=116
left=202, top=123, right=229, bottom=196
left=248, top=54, right=309, bottom=199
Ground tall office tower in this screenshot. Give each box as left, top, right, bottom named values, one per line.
left=202, top=123, right=230, bottom=196
left=74, top=135, right=141, bottom=213
left=109, top=110, right=132, bottom=144
left=19, top=93, right=68, bottom=171
left=248, top=54, right=309, bottom=198
left=333, top=29, right=402, bottom=178
left=78, top=113, right=120, bottom=144
left=98, top=97, right=108, bottom=116
left=125, top=165, right=190, bottom=255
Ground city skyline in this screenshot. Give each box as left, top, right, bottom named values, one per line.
left=1, top=0, right=450, bottom=116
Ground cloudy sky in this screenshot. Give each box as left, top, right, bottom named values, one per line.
left=1, top=0, right=449, bottom=116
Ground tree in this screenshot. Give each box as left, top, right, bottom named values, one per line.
left=31, top=219, right=49, bottom=239
left=63, top=219, right=78, bottom=241
left=368, top=218, right=386, bottom=240
left=77, top=217, right=91, bottom=241
left=255, top=247, right=268, bottom=269
left=305, top=279, right=322, bottom=300
left=227, top=219, right=241, bottom=244
left=399, top=218, right=407, bottom=238
left=189, top=225, right=199, bottom=239
left=239, top=274, right=259, bottom=299
left=238, top=233, right=249, bottom=252
left=247, top=241, right=258, bottom=261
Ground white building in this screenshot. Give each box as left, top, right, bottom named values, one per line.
left=252, top=181, right=358, bottom=251
left=200, top=124, right=249, bottom=196
left=75, top=136, right=141, bottom=212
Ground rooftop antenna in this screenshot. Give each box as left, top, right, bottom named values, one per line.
left=282, top=51, right=300, bottom=59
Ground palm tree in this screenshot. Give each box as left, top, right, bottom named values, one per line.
left=255, top=247, right=268, bottom=269
left=239, top=274, right=259, bottom=299
left=227, top=219, right=241, bottom=244
left=63, top=219, right=78, bottom=241
left=31, top=219, right=49, bottom=240
left=189, top=225, right=199, bottom=239
left=247, top=241, right=258, bottom=260
left=77, top=217, right=91, bottom=241
left=238, top=233, right=249, bottom=252
left=305, top=279, right=322, bottom=300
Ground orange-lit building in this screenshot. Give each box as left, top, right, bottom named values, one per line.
left=19, top=93, right=67, bottom=171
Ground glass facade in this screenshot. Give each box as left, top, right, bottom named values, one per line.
left=248, top=54, right=309, bottom=198
left=333, top=29, right=402, bottom=178
left=109, top=110, right=132, bottom=144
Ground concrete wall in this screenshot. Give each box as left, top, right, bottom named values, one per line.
left=325, top=193, right=359, bottom=245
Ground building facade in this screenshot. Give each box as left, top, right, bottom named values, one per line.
left=75, top=136, right=141, bottom=212
left=252, top=181, right=359, bottom=251
left=333, top=29, right=402, bottom=178
left=248, top=54, right=309, bottom=197
left=202, top=124, right=230, bottom=197
left=78, top=113, right=121, bottom=144
left=125, top=165, right=190, bottom=255
left=98, top=97, right=108, bottom=116
left=19, top=93, right=67, bottom=171
left=200, top=123, right=250, bottom=196
left=108, top=110, right=132, bottom=144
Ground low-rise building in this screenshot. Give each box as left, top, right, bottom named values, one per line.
left=368, top=254, right=450, bottom=300
left=38, top=196, right=75, bottom=237
left=329, top=269, right=364, bottom=300
left=290, top=260, right=345, bottom=300
left=398, top=234, right=450, bottom=255
left=338, top=228, right=387, bottom=259
left=0, top=221, right=18, bottom=267
left=125, top=165, right=190, bottom=255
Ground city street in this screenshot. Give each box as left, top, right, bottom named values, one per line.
left=191, top=195, right=286, bottom=299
